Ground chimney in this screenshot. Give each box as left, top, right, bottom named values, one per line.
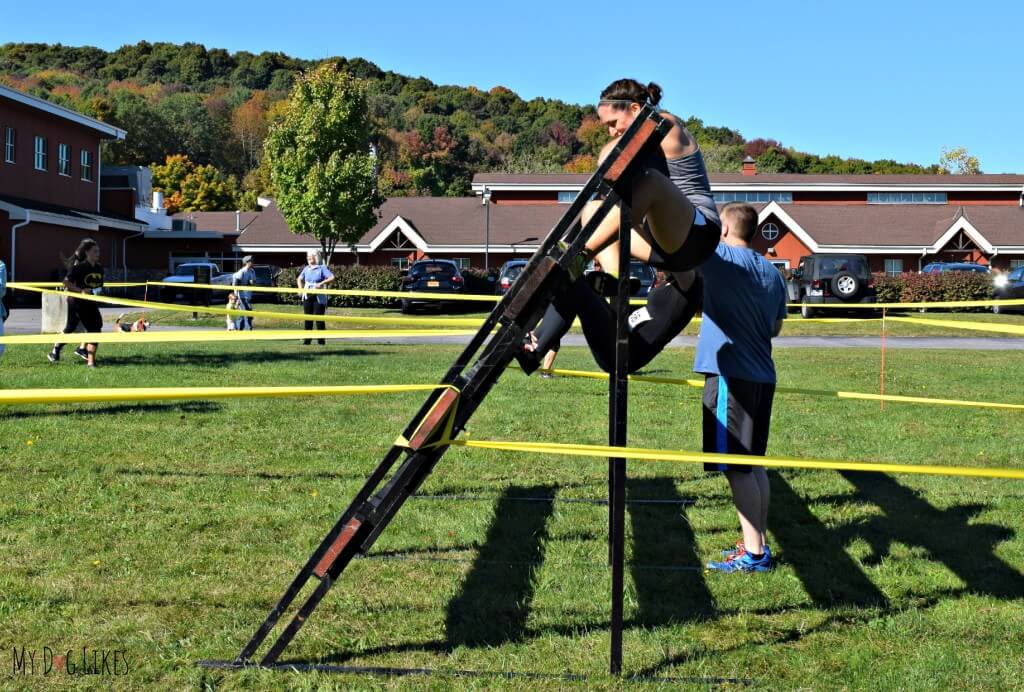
left=742, top=156, right=757, bottom=177
left=151, top=190, right=165, bottom=214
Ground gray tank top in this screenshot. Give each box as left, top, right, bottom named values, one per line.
left=666, top=148, right=720, bottom=226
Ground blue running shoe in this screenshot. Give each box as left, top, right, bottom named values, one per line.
left=721, top=543, right=772, bottom=560
left=707, top=550, right=773, bottom=573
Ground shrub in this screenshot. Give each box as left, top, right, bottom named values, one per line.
left=461, top=267, right=498, bottom=296
left=276, top=264, right=402, bottom=308
left=872, top=271, right=993, bottom=311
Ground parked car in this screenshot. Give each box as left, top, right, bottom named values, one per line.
left=787, top=253, right=876, bottom=318
left=582, top=259, right=654, bottom=297
left=250, top=264, right=280, bottom=303
left=921, top=262, right=991, bottom=274
left=160, top=262, right=232, bottom=303
left=496, top=259, right=528, bottom=295
left=993, top=266, right=1024, bottom=314
left=629, top=260, right=656, bottom=298
left=400, top=259, right=466, bottom=312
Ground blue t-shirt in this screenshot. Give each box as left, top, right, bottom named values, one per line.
left=694, top=243, right=787, bottom=384
left=232, top=267, right=255, bottom=301
left=299, top=265, right=335, bottom=305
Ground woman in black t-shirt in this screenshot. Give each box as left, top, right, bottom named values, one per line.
left=48, top=238, right=105, bottom=368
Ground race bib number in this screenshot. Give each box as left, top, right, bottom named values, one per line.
left=627, top=307, right=653, bottom=331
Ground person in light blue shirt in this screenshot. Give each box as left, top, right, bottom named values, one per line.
left=297, top=251, right=335, bottom=345
left=696, top=202, right=787, bottom=574
left=231, top=256, right=256, bottom=330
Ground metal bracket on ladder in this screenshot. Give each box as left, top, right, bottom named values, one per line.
left=198, top=105, right=672, bottom=676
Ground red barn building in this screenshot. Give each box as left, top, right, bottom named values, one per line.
left=0, top=84, right=147, bottom=282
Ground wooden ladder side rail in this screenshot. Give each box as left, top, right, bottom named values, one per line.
left=220, top=106, right=671, bottom=670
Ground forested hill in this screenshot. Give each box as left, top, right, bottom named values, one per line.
left=1, top=41, right=939, bottom=210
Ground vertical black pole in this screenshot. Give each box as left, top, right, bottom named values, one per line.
left=609, top=202, right=631, bottom=675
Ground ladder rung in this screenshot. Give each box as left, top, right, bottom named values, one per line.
left=313, top=518, right=364, bottom=579
left=406, top=388, right=460, bottom=451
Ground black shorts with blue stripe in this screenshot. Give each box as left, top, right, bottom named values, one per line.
left=702, top=374, right=775, bottom=473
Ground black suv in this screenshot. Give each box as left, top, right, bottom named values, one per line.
left=788, top=253, right=876, bottom=318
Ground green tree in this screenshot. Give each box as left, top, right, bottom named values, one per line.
left=939, top=146, right=982, bottom=175
left=264, top=63, right=384, bottom=262
left=151, top=154, right=238, bottom=213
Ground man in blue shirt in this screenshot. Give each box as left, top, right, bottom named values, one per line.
left=231, top=256, right=256, bottom=330
left=696, top=203, right=787, bottom=573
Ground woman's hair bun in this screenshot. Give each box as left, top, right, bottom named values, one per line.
left=645, top=82, right=663, bottom=107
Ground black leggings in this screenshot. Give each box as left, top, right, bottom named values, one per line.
left=529, top=275, right=699, bottom=374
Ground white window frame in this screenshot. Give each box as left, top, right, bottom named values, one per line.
left=453, top=257, right=471, bottom=270
left=557, top=191, right=578, bottom=204
left=4, top=127, right=14, bottom=163
left=1010, top=259, right=1024, bottom=270
left=760, top=222, right=780, bottom=241
left=884, top=258, right=904, bottom=276
left=80, top=149, right=93, bottom=182
left=390, top=257, right=410, bottom=270
left=58, top=143, right=71, bottom=177
left=769, top=259, right=790, bottom=269
left=34, top=136, right=47, bottom=171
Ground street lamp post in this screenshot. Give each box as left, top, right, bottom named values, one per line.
left=482, top=186, right=492, bottom=271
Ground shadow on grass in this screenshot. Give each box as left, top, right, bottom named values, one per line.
left=0, top=401, right=223, bottom=420
left=838, top=471, right=1024, bottom=599
left=444, top=484, right=556, bottom=647
left=628, top=477, right=716, bottom=625
left=769, top=473, right=889, bottom=607
left=98, top=348, right=381, bottom=368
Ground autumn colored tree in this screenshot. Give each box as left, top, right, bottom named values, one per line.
left=151, top=154, right=238, bottom=213
left=231, top=91, right=271, bottom=171
left=939, top=146, right=982, bottom=175
left=264, top=63, right=384, bottom=262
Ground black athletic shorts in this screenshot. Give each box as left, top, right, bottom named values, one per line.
left=640, top=209, right=720, bottom=273
left=702, top=374, right=775, bottom=473
left=65, top=298, right=103, bottom=334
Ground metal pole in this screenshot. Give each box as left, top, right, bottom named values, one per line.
left=609, top=202, right=631, bottom=675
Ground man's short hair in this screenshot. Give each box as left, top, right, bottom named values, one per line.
left=721, top=202, right=758, bottom=243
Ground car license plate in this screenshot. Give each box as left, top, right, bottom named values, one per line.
left=427, top=280, right=439, bottom=287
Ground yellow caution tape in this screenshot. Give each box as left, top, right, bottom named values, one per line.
left=529, top=366, right=1024, bottom=412
left=8, top=283, right=487, bottom=327
left=886, top=315, right=1024, bottom=336
left=0, top=383, right=454, bottom=406
left=448, top=437, right=1024, bottom=481
left=0, top=329, right=479, bottom=345
left=147, top=281, right=503, bottom=303
left=787, top=298, right=1024, bottom=309
left=11, top=281, right=146, bottom=288
left=147, top=281, right=1024, bottom=310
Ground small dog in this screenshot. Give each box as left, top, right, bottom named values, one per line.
left=114, top=313, right=150, bottom=332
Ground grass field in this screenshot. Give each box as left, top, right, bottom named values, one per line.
left=2, top=337, right=1023, bottom=689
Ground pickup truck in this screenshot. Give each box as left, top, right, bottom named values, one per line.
left=160, top=262, right=233, bottom=303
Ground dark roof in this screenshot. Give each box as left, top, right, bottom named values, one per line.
left=472, top=173, right=1024, bottom=187
left=234, top=198, right=567, bottom=247
left=770, top=204, right=1024, bottom=246
left=711, top=174, right=1024, bottom=186
left=172, top=210, right=259, bottom=234
left=224, top=196, right=1024, bottom=251
left=0, top=193, right=142, bottom=228
left=474, top=173, right=590, bottom=186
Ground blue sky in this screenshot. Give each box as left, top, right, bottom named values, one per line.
left=4, top=0, right=1022, bottom=172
